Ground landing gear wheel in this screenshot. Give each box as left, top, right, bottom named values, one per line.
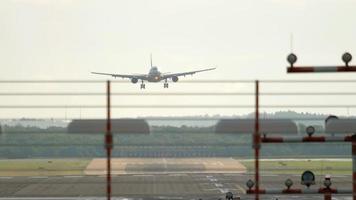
left=140, top=83, right=145, bottom=89
left=164, top=83, right=169, bottom=88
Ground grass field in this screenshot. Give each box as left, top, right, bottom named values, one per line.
left=240, top=159, right=352, bottom=175
left=0, top=159, right=90, bottom=176
left=0, top=158, right=352, bottom=177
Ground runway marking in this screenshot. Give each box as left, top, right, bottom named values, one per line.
left=132, top=174, right=154, bottom=177
left=156, top=196, right=183, bottom=199
left=235, top=184, right=246, bottom=194
left=205, top=175, right=232, bottom=194
left=0, top=198, right=118, bottom=200
left=198, top=183, right=211, bottom=185
left=214, top=183, right=223, bottom=187
left=206, top=188, right=237, bottom=194
left=218, top=188, right=229, bottom=193
left=206, top=175, right=219, bottom=182
left=0, top=177, right=13, bottom=179
left=168, top=174, right=187, bottom=176
left=28, top=176, right=48, bottom=179
left=63, top=176, right=84, bottom=178
left=261, top=174, right=279, bottom=177
left=332, top=175, right=348, bottom=178
left=223, top=173, right=244, bottom=176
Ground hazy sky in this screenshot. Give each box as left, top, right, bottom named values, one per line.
left=1, top=0, right=356, bottom=118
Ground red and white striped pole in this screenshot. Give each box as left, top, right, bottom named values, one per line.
left=352, top=134, right=356, bottom=200
left=287, top=66, right=356, bottom=73
left=324, top=191, right=331, bottom=200
left=286, top=52, right=355, bottom=73
left=106, top=80, right=113, bottom=200
left=254, top=80, right=260, bottom=200
left=261, top=135, right=352, bottom=143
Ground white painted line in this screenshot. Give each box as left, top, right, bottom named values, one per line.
left=0, top=176, right=13, bottom=179
left=63, top=175, right=84, bottom=178
left=215, top=183, right=223, bottom=187
left=235, top=184, right=246, bottom=194
left=28, top=176, right=48, bottom=179
left=168, top=174, right=186, bottom=176
left=0, top=198, right=109, bottom=200
left=204, top=188, right=239, bottom=191
left=156, top=196, right=183, bottom=200
left=203, top=188, right=222, bottom=191
left=224, top=173, right=244, bottom=176
left=261, top=174, right=279, bottom=177
left=218, top=188, right=229, bottom=193
left=198, top=183, right=211, bottom=185
left=332, top=175, right=348, bottom=178
left=132, top=174, right=154, bottom=177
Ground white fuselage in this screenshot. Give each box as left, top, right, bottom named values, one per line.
left=147, top=67, right=162, bottom=82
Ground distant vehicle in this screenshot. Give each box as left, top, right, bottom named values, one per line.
left=91, top=55, right=216, bottom=89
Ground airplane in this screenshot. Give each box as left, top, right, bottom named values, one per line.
left=91, top=55, right=216, bottom=89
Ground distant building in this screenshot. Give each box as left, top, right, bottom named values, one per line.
left=67, top=119, right=150, bottom=134
left=215, top=119, right=298, bottom=135
left=326, top=118, right=356, bottom=135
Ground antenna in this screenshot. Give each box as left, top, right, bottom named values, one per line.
left=290, top=33, right=294, bottom=53
left=150, top=53, right=153, bottom=68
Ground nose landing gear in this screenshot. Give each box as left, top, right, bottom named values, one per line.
left=163, top=80, right=169, bottom=88
left=140, top=80, right=145, bottom=89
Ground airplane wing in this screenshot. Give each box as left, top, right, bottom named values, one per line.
left=91, top=72, right=147, bottom=80
left=162, top=67, right=216, bottom=79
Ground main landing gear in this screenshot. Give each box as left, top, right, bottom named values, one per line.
left=164, top=80, right=169, bottom=88
left=140, top=80, right=145, bottom=89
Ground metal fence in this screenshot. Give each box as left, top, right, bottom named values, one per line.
left=1, top=79, right=356, bottom=199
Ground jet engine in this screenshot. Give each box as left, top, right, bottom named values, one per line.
left=172, top=76, right=179, bottom=82
left=131, top=78, right=138, bottom=84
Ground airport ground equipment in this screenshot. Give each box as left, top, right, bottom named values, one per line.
left=246, top=174, right=352, bottom=200
left=255, top=126, right=356, bottom=199
left=248, top=78, right=356, bottom=199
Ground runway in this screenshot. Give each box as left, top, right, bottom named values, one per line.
left=0, top=173, right=352, bottom=200
left=84, top=158, right=247, bottom=175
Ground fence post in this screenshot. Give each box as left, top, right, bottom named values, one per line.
left=254, top=80, right=260, bottom=200
left=106, top=80, right=113, bottom=200
left=352, top=134, right=356, bottom=200
left=324, top=192, right=331, bottom=200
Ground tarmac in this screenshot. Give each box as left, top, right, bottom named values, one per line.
left=0, top=173, right=352, bottom=200
left=0, top=157, right=353, bottom=200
